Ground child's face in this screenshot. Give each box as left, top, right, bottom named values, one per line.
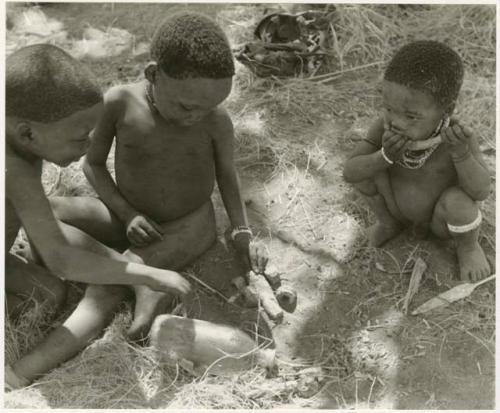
left=382, top=80, right=445, bottom=141
left=29, top=102, right=102, bottom=166
left=152, top=69, right=232, bottom=126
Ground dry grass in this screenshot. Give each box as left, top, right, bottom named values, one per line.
left=5, top=3, right=495, bottom=409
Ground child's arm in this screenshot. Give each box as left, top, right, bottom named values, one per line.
left=442, top=122, right=491, bottom=200
left=211, top=108, right=267, bottom=273
left=6, top=153, right=190, bottom=295
left=83, top=87, right=163, bottom=246
left=343, top=118, right=410, bottom=183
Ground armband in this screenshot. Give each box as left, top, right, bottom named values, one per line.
left=231, top=226, right=253, bottom=240
left=380, top=147, right=394, bottom=165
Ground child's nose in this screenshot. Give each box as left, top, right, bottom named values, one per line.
left=389, top=116, right=406, bottom=133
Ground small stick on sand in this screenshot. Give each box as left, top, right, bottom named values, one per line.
left=402, top=257, right=427, bottom=315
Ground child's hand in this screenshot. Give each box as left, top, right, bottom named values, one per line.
left=148, top=270, right=191, bottom=296
left=382, top=129, right=411, bottom=162
left=441, top=123, right=472, bottom=156
left=233, top=233, right=269, bottom=274
left=126, top=214, right=164, bottom=247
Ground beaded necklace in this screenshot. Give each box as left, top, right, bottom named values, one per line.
left=396, top=116, right=450, bottom=169
left=145, top=82, right=158, bottom=114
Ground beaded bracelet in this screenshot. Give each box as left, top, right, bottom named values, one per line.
left=231, top=226, right=253, bottom=240
left=380, top=147, right=394, bottom=165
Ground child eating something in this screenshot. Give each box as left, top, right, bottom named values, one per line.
left=343, top=40, right=491, bottom=282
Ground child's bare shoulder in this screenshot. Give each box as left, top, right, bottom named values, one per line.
left=205, top=105, right=234, bottom=140
left=103, top=82, right=142, bottom=111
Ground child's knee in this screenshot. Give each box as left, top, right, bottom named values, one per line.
left=82, top=285, right=128, bottom=313
left=49, top=196, right=68, bottom=220
left=352, top=179, right=377, bottom=196
left=438, top=187, right=477, bottom=215
left=435, top=187, right=480, bottom=229
left=46, top=277, right=67, bottom=309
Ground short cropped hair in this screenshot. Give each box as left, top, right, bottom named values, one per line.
left=384, top=40, right=464, bottom=112
left=151, top=11, right=235, bottom=79
left=6, top=44, right=102, bottom=123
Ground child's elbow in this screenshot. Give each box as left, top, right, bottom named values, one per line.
left=472, top=187, right=490, bottom=201
left=342, top=164, right=356, bottom=183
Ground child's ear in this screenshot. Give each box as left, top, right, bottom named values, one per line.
left=443, top=102, right=456, bottom=117
left=15, top=122, right=34, bottom=145
left=144, top=62, right=158, bottom=83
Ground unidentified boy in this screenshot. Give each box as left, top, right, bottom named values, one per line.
left=50, top=11, right=268, bottom=341
left=5, top=44, right=191, bottom=389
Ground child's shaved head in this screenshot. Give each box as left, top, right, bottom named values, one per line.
left=384, top=40, right=464, bottom=113
left=151, top=11, right=235, bottom=79
left=7, top=44, right=102, bottom=123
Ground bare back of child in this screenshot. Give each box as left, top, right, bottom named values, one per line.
left=343, top=41, right=491, bottom=282
left=50, top=11, right=268, bottom=341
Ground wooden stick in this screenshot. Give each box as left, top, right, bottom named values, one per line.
left=183, top=272, right=231, bottom=303
left=307, top=60, right=385, bottom=81
left=402, top=257, right=427, bottom=315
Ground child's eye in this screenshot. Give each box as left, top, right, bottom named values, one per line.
left=406, top=114, right=418, bottom=120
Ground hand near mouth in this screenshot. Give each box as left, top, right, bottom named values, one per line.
left=441, top=122, right=472, bottom=157
left=381, top=129, right=411, bottom=162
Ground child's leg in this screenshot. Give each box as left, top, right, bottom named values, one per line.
left=8, top=222, right=129, bottom=387
left=50, top=196, right=128, bottom=250
left=353, top=171, right=404, bottom=247
left=11, top=284, right=127, bottom=385
left=5, top=253, right=67, bottom=319
left=124, top=200, right=217, bottom=341
left=431, top=186, right=490, bottom=282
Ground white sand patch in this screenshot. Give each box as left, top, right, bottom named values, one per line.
left=7, top=6, right=143, bottom=61
left=71, top=27, right=134, bottom=60
left=6, top=7, right=68, bottom=56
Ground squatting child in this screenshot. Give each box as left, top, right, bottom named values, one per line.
left=5, top=44, right=191, bottom=389
left=50, top=11, right=268, bottom=341
left=343, top=40, right=491, bottom=282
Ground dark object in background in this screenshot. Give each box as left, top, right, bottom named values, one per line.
left=235, top=9, right=338, bottom=77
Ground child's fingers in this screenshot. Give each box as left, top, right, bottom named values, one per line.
left=385, top=133, right=406, bottom=148
left=258, top=253, right=269, bottom=274
left=252, top=242, right=268, bottom=274
left=398, top=140, right=412, bottom=155
left=460, top=124, right=473, bottom=138
left=382, top=130, right=399, bottom=144
left=148, top=219, right=165, bottom=236
left=442, top=127, right=460, bottom=145
left=451, top=124, right=469, bottom=143
left=129, top=233, right=146, bottom=247
left=249, top=243, right=260, bottom=273
left=143, top=223, right=163, bottom=241
left=133, top=227, right=151, bottom=243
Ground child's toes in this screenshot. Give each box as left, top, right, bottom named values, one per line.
left=126, top=319, right=151, bottom=344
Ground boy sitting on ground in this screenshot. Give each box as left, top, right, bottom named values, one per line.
left=50, top=11, right=268, bottom=341
left=5, top=44, right=191, bottom=389
left=343, top=40, right=491, bottom=282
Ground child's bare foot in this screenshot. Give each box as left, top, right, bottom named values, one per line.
left=5, top=365, right=30, bottom=391
left=367, top=222, right=402, bottom=247
left=457, top=242, right=491, bottom=282
left=127, top=286, right=175, bottom=342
